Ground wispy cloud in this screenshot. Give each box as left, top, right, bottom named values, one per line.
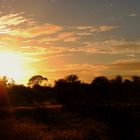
left=74, top=25, right=118, bottom=32
left=0, top=13, right=27, bottom=25
left=19, top=39, right=140, bottom=63
left=128, top=13, right=138, bottom=17
left=0, top=13, right=28, bottom=34
left=57, top=32, right=80, bottom=42
left=99, top=25, right=118, bottom=32
left=109, top=59, right=140, bottom=70
left=23, top=23, right=63, bottom=37
left=0, top=13, right=63, bottom=38
left=83, top=39, right=140, bottom=55
left=0, top=13, right=139, bottom=70
left=38, top=39, right=140, bottom=55
left=40, top=32, right=80, bottom=43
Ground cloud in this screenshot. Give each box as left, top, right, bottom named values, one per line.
left=0, top=13, right=27, bottom=25
left=0, top=34, right=25, bottom=49
left=66, top=64, right=107, bottom=72
left=99, top=25, right=118, bottom=32
left=40, top=31, right=80, bottom=43
left=10, top=23, right=63, bottom=38
left=20, top=39, right=140, bottom=62
left=83, top=39, right=140, bottom=54
left=76, top=26, right=94, bottom=30
left=0, top=13, right=28, bottom=34
left=24, top=23, right=63, bottom=37
left=109, top=59, right=140, bottom=70
left=38, top=39, right=140, bottom=56
left=0, top=13, right=63, bottom=38
left=57, top=32, right=80, bottom=42
left=128, top=13, right=138, bottom=17
left=76, top=32, right=92, bottom=36
left=0, top=13, right=119, bottom=49
left=75, top=25, right=118, bottom=32
left=0, top=13, right=139, bottom=68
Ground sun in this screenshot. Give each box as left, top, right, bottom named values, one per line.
left=0, top=51, right=25, bottom=82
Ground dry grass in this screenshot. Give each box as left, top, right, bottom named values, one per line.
left=11, top=119, right=106, bottom=140
left=1, top=105, right=139, bottom=140
left=0, top=106, right=108, bottom=140
left=1, top=117, right=106, bottom=140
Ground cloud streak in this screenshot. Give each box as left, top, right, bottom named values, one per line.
left=128, top=13, right=138, bottom=17
left=83, top=39, right=140, bottom=55
left=109, top=59, right=140, bottom=70
left=74, top=25, right=118, bottom=32
left=0, top=13, right=28, bottom=34
left=23, top=23, right=63, bottom=37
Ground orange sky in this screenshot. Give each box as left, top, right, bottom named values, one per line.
left=0, top=0, right=140, bottom=85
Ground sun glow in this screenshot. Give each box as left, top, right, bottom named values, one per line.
left=0, top=51, right=26, bottom=82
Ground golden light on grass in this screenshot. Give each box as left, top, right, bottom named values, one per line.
left=0, top=51, right=26, bottom=82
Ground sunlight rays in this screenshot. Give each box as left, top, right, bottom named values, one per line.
left=0, top=51, right=26, bottom=82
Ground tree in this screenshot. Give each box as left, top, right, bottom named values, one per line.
left=91, top=76, right=111, bottom=100
left=65, top=74, right=79, bottom=83
left=0, top=76, right=9, bottom=107
left=27, top=75, right=48, bottom=87
left=54, top=75, right=83, bottom=109
left=111, top=75, right=123, bottom=86
left=0, top=76, right=15, bottom=88
left=131, top=76, right=140, bottom=85
left=131, top=76, right=140, bottom=97
left=91, top=76, right=111, bottom=88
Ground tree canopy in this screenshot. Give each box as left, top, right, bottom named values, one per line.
left=27, top=75, right=48, bottom=87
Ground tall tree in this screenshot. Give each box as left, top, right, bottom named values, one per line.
left=27, top=75, right=48, bottom=87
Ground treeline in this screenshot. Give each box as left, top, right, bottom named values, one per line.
left=1, top=75, right=139, bottom=140
left=1, top=75, right=140, bottom=110
left=53, top=75, right=140, bottom=111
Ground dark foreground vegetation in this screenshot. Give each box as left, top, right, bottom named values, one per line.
left=0, top=75, right=140, bottom=140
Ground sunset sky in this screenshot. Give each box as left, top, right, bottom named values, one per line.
left=0, top=0, right=140, bottom=84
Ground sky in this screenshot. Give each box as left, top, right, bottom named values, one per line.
left=0, top=0, right=140, bottom=84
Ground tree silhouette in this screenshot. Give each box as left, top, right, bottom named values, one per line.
left=131, top=76, right=140, bottom=85
left=91, top=76, right=111, bottom=96
left=0, top=77, right=9, bottom=108
left=54, top=74, right=83, bottom=109
left=64, top=74, right=80, bottom=83
left=28, top=75, right=48, bottom=87
left=131, top=76, right=140, bottom=102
